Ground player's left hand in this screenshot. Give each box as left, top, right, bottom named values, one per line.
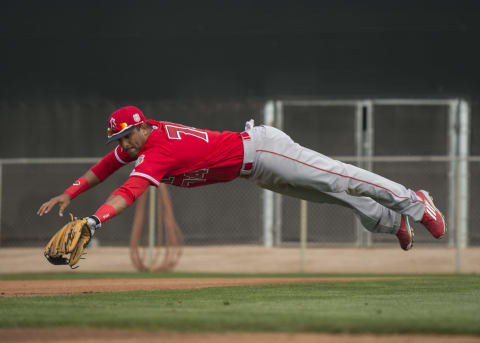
left=44, top=214, right=94, bottom=269
left=37, top=193, right=71, bottom=217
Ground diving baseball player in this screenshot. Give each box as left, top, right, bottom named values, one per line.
left=38, top=106, right=447, bottom=254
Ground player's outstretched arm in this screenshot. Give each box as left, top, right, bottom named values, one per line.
left=87, top=176, right=151, bottom=227
left=102, top=194, right=130, bottom=218
left=37, top=170, right=100, bottom=217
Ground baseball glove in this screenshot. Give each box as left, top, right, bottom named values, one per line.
left=44, top=214, right=93, bottom=269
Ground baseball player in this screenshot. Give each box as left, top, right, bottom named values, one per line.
left=37, top=106, right=446, bottom=251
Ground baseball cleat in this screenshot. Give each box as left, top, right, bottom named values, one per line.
left=416, top=190, right=447, bottom=239
left=396, top=215, right=414, bottom=251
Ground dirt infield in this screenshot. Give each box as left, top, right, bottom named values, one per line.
left=0, top=276, right=418, bottom=297
left=2, top=329, right=480, bottom=343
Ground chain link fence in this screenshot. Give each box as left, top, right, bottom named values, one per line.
left=470, top=161, right=480, bottom=246
left=269, top=99, right=478, bottom=250
left=0, top=99, right=478, bottom=250
left=0, top=160, right=263, bottom=247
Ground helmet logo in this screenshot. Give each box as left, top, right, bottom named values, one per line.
left=110, top=118, right=117, bottom=130
left=133, top=113, right=141, bottom=122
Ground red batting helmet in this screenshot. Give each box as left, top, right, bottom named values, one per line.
left=106, top=106, right=146, bottom=144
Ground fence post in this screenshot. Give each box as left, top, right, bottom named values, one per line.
left=148, top=186, right=156, bottom=270
left=263, top=101, right=275, bottom=248
left=447, top=100, right=458, bottom=248
left=299, top=200, right=308, bottom=272
left=274, top=101, right=284, bottom=246
left=355, top=101, right=373, bottom=247
left=455, top=100, right=470, bottom=273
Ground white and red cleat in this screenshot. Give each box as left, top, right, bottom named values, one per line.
left=416, top=190, right=447, bottom=239
left=396, top=215, right=414, bottom=251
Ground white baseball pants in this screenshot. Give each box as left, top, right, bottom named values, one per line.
left=242, top=124, right=424, bottom=234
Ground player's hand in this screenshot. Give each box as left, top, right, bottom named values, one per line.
left=37, top=193, right=72, bottom=217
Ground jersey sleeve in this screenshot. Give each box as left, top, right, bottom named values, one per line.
left=111, top=175, right=150, bottom=206
left=91, top=145, right=136, bottom=181
left=129, top=152, right=169, bottom=187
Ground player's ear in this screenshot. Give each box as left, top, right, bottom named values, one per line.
left=139, top=123, right=150, bottom=138
left=140, top=123, right=150, bottom=134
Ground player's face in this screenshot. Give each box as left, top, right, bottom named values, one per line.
left=118, top=126, right=148, bottom=158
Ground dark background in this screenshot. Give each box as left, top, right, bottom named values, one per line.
left=1, top=1, right=478, bottom=246
left=1, top=0, right=479, bottom=157
left=1, top=0, right=480, bottom=104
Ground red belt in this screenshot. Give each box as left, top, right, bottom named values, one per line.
left=240, top=131, right=253, bottom=176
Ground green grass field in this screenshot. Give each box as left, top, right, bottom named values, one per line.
left=1, top=273, right=479, bottom=335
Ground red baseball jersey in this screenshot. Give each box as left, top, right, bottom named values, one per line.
left=131, top=120, right=244, bottom=187
left=92, top=120, right=244, bottom=188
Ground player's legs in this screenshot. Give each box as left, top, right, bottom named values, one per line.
left=254, top=158, right=414, bottom=248
left=264, top=181, right=402, bottom=234
left=248, top=125, right=424, bottom=221
left=318, top=192, right=414, bottom=250
left=329, top=192, right=402, bottom=234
